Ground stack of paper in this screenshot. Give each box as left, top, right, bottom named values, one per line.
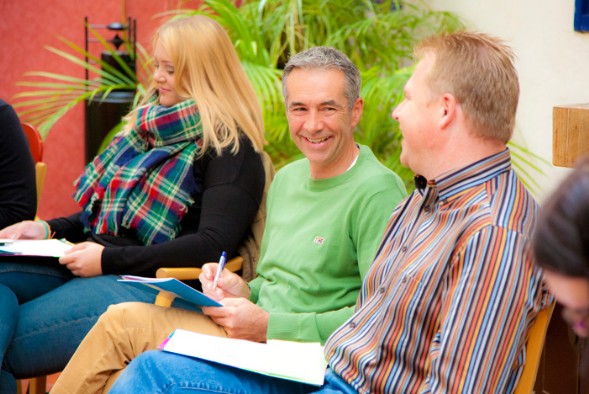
left=0, top=238, right=73, bottom=257
left=161, top=329, right=327, bottom=386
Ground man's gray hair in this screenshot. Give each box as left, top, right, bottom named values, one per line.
left=282, top=46, right=361, bottom=110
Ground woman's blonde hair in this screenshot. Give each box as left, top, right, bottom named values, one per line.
left=129, top=15, right=265, bottom=154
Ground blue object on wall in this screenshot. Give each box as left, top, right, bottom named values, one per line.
left=575, top=0, right=589, bottom=31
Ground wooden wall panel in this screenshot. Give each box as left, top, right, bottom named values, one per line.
left=553, top=104, right=589, bottom=168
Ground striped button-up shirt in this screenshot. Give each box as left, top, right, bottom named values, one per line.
left=325, top=149, right=550, bottom=394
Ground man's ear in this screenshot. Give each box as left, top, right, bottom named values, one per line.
left=350, top=98, right=364, bottom=127
left=439, top=93, right=457, bottom=129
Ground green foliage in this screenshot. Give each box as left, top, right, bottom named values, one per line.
left=509, top=141, right=551, bottom=196
left=13, top=24, right=150, bottom=138
left=14, top=0, right=464, bottom=188
left=14, top=0, right=547, bottom=193
left=167, top=0, right=463, bottom=187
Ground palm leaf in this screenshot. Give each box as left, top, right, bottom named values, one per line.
left=13, top=24, right=148, bottom=138
left=178, top=0, right=465, bottom=186
left=508, top=141, right=551, bottom=196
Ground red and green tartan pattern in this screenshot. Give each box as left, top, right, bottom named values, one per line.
left=74, top=99, right=202, bottom=245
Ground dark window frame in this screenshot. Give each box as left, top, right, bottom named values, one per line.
left=575, top=0, right=589, bottom=31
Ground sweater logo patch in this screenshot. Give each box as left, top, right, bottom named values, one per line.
left=313, top=236, right=325, bottom=245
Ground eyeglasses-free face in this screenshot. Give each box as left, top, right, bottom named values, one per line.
left=543, top=269, right=589, bottom=338
left=562, top=306, right=589, bottom=337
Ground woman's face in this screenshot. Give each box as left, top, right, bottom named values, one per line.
left=543, top=269, right=589, bottom=337
left=153, top=42, right=185, bottom=107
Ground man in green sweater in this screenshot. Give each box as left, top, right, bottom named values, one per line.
left=51, top=46, right=407, bottom=393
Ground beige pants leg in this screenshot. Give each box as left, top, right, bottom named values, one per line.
left=50, top=302, right=226, bottom=394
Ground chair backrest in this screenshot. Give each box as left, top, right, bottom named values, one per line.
left=21, top=122, right=43, bottom=162
left=15, top=123, right=48, bottom=394
left=20, top=122, right=47, bottom=213
left=238, top=150, right=275, bottom=281
left=513, top=301, right=555, bottom=394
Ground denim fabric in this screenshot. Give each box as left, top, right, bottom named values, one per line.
left=315, top=369, right=358, bottom=394
left=109, top=350, right=357, bottom=394
left=0, top=286, right=17, bottom=368
left=0, top=262, right=157, bottom=393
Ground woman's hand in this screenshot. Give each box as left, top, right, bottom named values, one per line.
left=199, top=263, right=250, bottom=301
left=59, top=242, right=105, bottom=277
left=0, top=220, right=47, bottom=239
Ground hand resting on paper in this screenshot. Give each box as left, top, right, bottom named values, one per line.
left=59, top=242, right=104, bottom=277
left=2, top=221, right=103, bottom=278
left=0, top=220, right=46, bottom=239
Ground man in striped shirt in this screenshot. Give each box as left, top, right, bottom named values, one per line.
left=323, top=31, right=551, bottom=394
left=104, top=32, right=551, bottom=393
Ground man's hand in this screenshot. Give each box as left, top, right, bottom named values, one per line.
left=59, top=242, right=104, bottom=277
left=200, top=263, right=250, bottom=301
left=202, top=298, right=269, bottom=342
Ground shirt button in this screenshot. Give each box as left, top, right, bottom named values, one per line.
left=349, top=322, right=356, bottom=329
left=424, top=207, right=430, bottom=213
left=401, top=246, right=408, bottom=253
left=402, top=278, right=407, bottom=283
left=379, top=287, right=385, bottom=294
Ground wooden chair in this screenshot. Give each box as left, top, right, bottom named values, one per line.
left=16, top=123, right=47, bottom=394
left=513, top=301, right=555, bottom=394
left=20, top=122, right=47, bottom=214
left=18, top=376, right=46, bottom=394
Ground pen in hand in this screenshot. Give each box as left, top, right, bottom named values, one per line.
left=212, top=251, right=227, bottom=290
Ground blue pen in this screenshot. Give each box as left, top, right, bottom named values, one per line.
left=212, top=251, right=227, bottom=290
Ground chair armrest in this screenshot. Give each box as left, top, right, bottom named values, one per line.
left=156, top=267, right=203, bottom=280
left=154, top=256, right=244, bottom=307
left=513, top=301, right=555, bottom=394
left=156, top=256, right=244, bottom=280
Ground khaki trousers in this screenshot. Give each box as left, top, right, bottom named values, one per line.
left=50, top=302, right=227, bottom=394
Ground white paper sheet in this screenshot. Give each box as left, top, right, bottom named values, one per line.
left=0, top=238, right=73, bottom=257
left=161, top=329, right=327, bottom=386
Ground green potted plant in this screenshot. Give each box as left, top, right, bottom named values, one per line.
left=14, top=0, right=547, bottom=192
left=164, top=0, right=465, bottom=187
left=14, top=23, right=150, bottom=138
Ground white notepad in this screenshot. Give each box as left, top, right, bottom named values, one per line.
left=0, top=238, right=73, bottom=257
left=160, top=328, right=327, bottom=386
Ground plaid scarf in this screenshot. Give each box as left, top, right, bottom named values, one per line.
left=74, top=99, right=202, bottom=245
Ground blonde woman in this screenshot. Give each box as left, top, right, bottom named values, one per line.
left=0, top=15, right=267, bottom=392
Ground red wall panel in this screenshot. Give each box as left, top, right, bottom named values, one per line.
left=0, top=0, right=201, bottom=219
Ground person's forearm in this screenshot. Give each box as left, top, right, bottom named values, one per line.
left=47, top=212, right=87, bottom=241
left=267, top=306, right=355, bottom=345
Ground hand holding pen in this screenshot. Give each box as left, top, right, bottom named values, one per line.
left=212, top=251, right=227, bottom=290
left=200, top=252, right=251, bottom=300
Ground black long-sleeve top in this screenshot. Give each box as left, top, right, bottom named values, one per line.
left=0, top=99, right=37, bottom=228
left=48, top=137, right=265, bottom=277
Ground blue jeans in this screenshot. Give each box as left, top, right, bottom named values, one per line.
left=0, top=261, right=157, bottom=393
left=109, top=350, right=357, bottom=394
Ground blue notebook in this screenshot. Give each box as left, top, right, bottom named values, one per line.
left=118, top=275, right=222, bottom=307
